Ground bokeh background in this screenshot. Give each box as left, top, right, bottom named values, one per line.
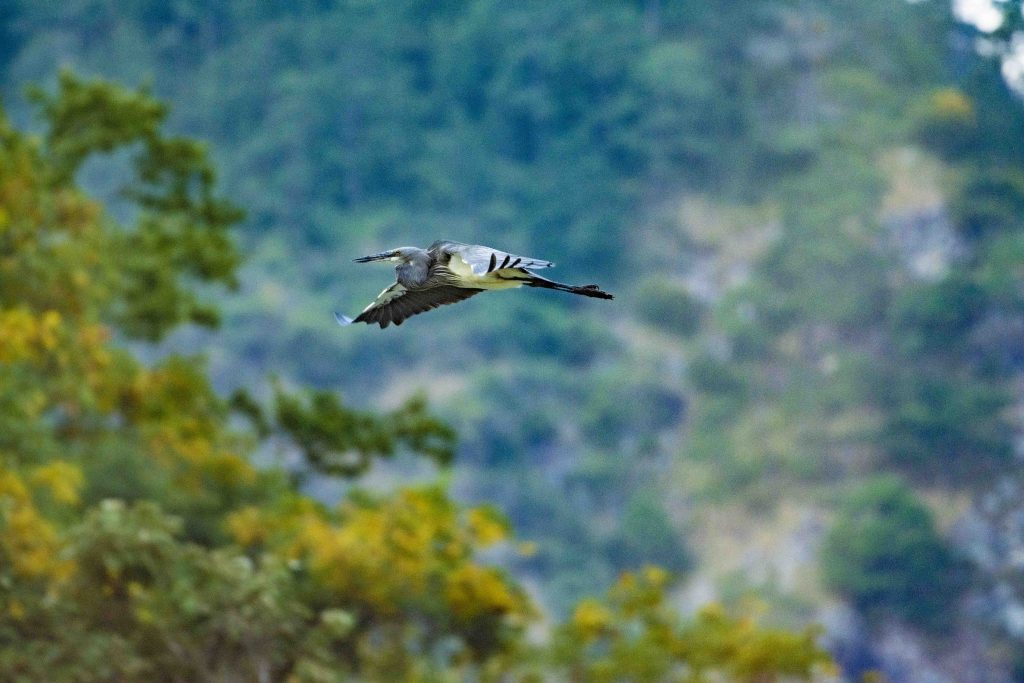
left=3, top=1, right=1024, bottom=680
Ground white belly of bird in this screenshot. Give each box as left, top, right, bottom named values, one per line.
left=449, top=253, right=525, bottom=290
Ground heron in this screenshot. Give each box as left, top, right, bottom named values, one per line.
left=335, top=240, right=613, bottom=328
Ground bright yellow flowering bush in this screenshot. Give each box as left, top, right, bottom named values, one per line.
left=229, top=486, right=532, bottom=664
left=30, top=460, right=85, bottom=505
left=0, top=467, right=67, bottom=580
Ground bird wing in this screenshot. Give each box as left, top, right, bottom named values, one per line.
left=446, top=243, right=554, bottom=276
left=337, top=283, right=483, bottom=328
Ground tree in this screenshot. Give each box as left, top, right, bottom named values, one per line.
left=549, top=567, right=832, bottom=682
left=28, top=70, right=243, bottom=340
left=821, top=476, right=968, bottom=632
left=0, top=74, right=529, bottom=680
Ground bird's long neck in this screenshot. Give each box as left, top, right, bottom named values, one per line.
left=396, top=252, right=432, bottom=288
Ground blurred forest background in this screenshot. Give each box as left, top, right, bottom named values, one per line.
left=3, top=0, right=1024, bottom=680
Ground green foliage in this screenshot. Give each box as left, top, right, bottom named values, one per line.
left=29, top=71, right=243, bottom=340
left=272, top=386, right=456, bottom=478
left=581, top=373, right=686, bottom=449
left=881, top=271, right=1015, bottom=482
left=756, top=220, right=889, bottom=331
left=910, top=88, right=978, bottom=160
left=1, top=499, right=304, bottom=682
left=549, top=567, right=832, bottom=681
left=888, top=275, right=986, bottom=359
left=493, top=471, right=616, bottom=614
left=975, top=231, right=1024, bottom=307
left=604, top=492, right=692, bottom=574
left=675, top=0, right=1024, bottom=515
left=470, top=296, right=615, bottom=366
left=821, top=476, right=968, bottom=632
left=951, top=166, right=1024, bottom=242
left=687, top=353, right=748, bottom=398
left=635, top=276, right=705, bottom=337
left=879, top=370, right=1012, bottom=481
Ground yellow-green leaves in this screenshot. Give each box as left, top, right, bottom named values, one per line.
left=27, top=71, right=242, bottom=341
left=554, top=567, right=832, bottom=682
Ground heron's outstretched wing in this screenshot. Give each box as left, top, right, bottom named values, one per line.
left=444, top=243, right=554, bottom=276
left=336, top=283, right=483, bottom=328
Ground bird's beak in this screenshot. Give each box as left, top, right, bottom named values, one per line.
left=353, top=250, right=396, bottom=263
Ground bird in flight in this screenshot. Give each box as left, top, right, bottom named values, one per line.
left=336, top=240, right=613, bottom=328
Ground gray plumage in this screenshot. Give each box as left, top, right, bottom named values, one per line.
left=335, top=240, right=613, bottom=328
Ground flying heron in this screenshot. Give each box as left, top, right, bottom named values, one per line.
left=335, top=240, right=613, bottom=328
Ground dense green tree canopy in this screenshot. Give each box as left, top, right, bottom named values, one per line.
left=821, top=476, right=968, bottom=632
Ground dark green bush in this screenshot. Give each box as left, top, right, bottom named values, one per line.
left=635, top=277, right=704, bottom=337
left=821, top=476, right=968, bottom=632
left=605, top=493, right=692, bottom=574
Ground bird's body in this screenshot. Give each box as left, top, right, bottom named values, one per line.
left=336, top=240, right=613, bottom=328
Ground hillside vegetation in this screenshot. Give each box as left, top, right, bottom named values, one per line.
left=3, top=1, right=1024, bottom=679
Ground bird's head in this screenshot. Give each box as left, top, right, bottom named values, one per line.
left=353, top=247, right=420, bottom=263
